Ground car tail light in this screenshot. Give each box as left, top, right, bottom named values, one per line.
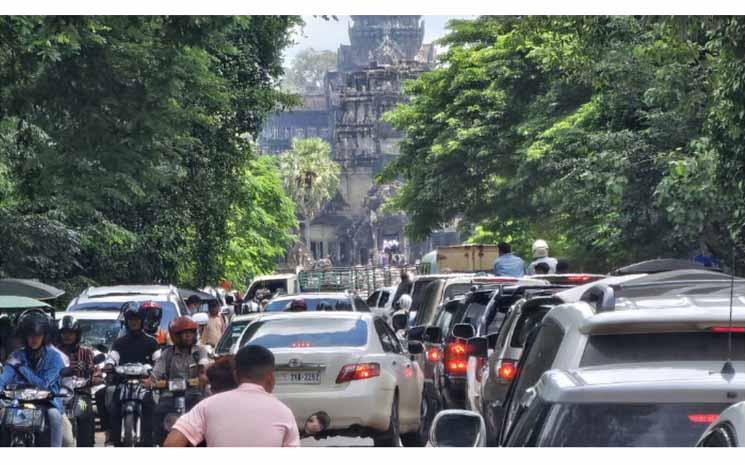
left=711, top=327, right=745, bottom=333
left=688, top=414, right=719, bottom=424
left=291, top=341, right=312, bottom=348
left=426, top=347, right=442, bottom=363
left=497, top=360, right=517, bottom=381
left=336, top=363, right=380, bottom=383
left=444, top=341, right=468, bottom=375
left=565, top=275, right=596, bottom=283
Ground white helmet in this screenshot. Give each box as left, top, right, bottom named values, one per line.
left=398, top=294, right=412, bottom=311
left=532, top=239, right=549, bottom=258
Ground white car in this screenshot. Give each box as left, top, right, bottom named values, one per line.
left=697, top=401, right=745, bottom=447
left=234, top=312, right=426, bottom=446
left=367, top=286, right=397, bottom=323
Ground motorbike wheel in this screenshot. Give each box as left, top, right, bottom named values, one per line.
left=10, top=432, right=29, bottom=447
left=122, top=415, right=135, bottom=447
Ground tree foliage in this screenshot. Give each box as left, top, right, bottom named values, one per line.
left=282, top=48, right=337, bottom=94
left=382, top=16, right=745, bottom=271
left=0, top=16, right=301, bottom=292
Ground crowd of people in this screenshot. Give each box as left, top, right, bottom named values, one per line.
left=492, top=239, right=569, bottom=277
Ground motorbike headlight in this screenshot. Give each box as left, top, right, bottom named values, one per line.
left=168, top=379, right=187, bottom=391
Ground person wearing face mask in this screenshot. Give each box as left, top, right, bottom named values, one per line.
left=151, top=316, right=210, bottom=445
left=0, top=308, right=66, bottom=447
left=163, top=344, right=299, bottom=447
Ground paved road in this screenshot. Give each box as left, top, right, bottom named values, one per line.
left=94, top=431, right=374, bottom=447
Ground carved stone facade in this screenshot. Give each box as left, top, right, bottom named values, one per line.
left=260, top=16, right=456, bottom=266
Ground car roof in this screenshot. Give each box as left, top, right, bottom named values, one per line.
left=231, top=314, right=264, bottom=323
left=82, top=285, right=176, bottom=298
left=269, top=292, right=351, bottom=301
left=554, top=274, right=646, bottom=303
left=72, top=294, right=171, bottom=304
left=56, top=311, right=120, bottom=321
left=538, top=366, right=745, bottom=404
left=252, top=274, right=296, bottom=281
left=249, top=311, right=368, bottom=322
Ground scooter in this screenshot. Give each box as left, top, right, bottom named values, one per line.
left=114, top=363, right=152, bottom=447
left=0, top=384, right=62, bottom=447
left=60, top=355, right=104, bottom=448
left=157, top=375, right=201, bottom=444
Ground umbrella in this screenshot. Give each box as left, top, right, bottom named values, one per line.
left=612, top=258, right=723, bottom=275
left=0, top=278, right=65, bottom=300
left=178, top=289, right=218, bottom=303
left=0, top=295, right=52, bottom=310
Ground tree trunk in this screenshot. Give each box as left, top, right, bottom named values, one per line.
left=304, top=217, right=312, bottom=258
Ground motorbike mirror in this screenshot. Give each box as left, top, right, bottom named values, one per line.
left=304, top=411, right=331, bottom=436
left=467, top=336, right=488, bottom=358
left=392, top=313, right=408, bottom=331
left=93, top=353, right=107, bottom=365
left=452, top=323, right=475, bottom=340
left=424, top=326, right=443, bottom=344
left=430, top=410, right=486, bottom=447
left=407, top=341, right=424, bottom=355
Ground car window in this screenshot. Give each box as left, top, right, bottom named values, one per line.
left=700, top=424, right=736, bottom=447
left=216, top=320, right=251, bottom=354
left=381, top=321, right=403, bottom=353
left=509, top=307, right=551, bottom=348
left=581, top=332, right=745, bottom=366
left=411, top=279, right=435, bottom=312
left=494, top=303, right=522, bottom=352
left=264, top=297, right=354, bottom=312
left=505, top=398, right=551, bottom=446
left=354, top=296, right=371, bottom=312
left=374, top=319, right=399, bottom=353
left=540, top=402, right=733, bottom=447
left=412, top=279, right=443, bottom=327
left=366, top=291, right=380, bottom=307
left=379, top=291, right=390, bottom=307
left=435, top=300, right=461, bottom=337
left=240, top=318, right=368, bottom=348
left=69, top=299, right=177, bottom=331
left=77, top=319, right=121, bottom=350
left=443, top=283, right=474, bottom=301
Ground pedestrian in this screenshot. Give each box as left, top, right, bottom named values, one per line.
left=493, top=242, right=526, bottom=278
left=556, top=257, right=570, bottom=274
left=527, top=239, right=558, bottom=275
left=534, top=262, right=551, bottom=275
left=163, top=345, right=301, bottom=447
left=391, top=271, right=413, bottom=310
left=201, top=300, right=226, bottom=348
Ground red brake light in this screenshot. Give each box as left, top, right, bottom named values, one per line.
left=448, top=342, right=467, bottom=356
left=498, top=361, right=517, bottom=380
left=565, top=275, right=595, bottom=283
left=688, top=414, right=719, bottom=424
left=426, top=347, right=442, bottom=362
left=446, top=360, right=468, bottom=374
left=444, top=341, right=468, bottom=375
left=336, top=363, right=380, bottom=383
left=711, top=327, right=745, bottom=333
left=291, top=341, right=312, bottom=348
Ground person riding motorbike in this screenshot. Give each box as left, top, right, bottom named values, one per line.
left=97, top=301, right=160, bottom=446
left=0, top=308, right=66, bottom=447
left=140, top=301, right=168, bottom=346
left=527, top=239, right=558, bottom=275
left=151, top=316, right=210, bottom=445
left=55, top=315, right=97, bottom=447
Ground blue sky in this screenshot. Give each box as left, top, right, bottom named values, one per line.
left=283, top=15, right=476, bottom=66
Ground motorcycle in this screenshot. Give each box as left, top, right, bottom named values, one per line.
left=0, top=385, right=61, bottom=447
left=157, top=376, right=200, bottom=444
left=114, top=363, right=152, bottom=447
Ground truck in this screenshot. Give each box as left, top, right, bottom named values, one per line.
left=418, top=244, right=499, bottom=275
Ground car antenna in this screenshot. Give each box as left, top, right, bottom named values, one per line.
left=721, top=244, right=736, bottom=379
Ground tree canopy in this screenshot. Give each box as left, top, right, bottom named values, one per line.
left=282, top=48, right=338, bottom=94
left=381, top=16, right=745, bottom=270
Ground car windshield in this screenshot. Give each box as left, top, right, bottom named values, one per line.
left=68, top=300, right=178, bottom=331
left=240, top=318, right=368, bottom=349
left=264, top=297, right=353, bottom=312
left=77, top=319, right=121, bottom=350
left=581, top=332, right=745, bottom=366
left=540, top=402, right=732, bottom=447
left=216, top=320, right=252, bottom=354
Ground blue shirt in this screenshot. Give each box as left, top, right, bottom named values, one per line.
left=493, top=253, right=526, bottom=278
left=0, top=345, right=65, bottom=410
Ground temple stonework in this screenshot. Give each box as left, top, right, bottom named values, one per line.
left=260, top=16, right=455, bottom=266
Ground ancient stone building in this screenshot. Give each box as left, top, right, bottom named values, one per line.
left=261, top=16, right=457, bottom=266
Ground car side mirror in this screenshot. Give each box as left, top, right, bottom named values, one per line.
left=407, top=325, right=426, bottom=342
left=408, top=341, right=424, bottom=355
left=423, top=326, right=443, bottom=344
left=468, top=336, right=488, bottom=358
left=430, top=410, right=486, bottom=447
left=392, top=313, right=408, bottom=331
left=452, top=323, right=475, bottom=340
left=93, top=353, right=107, bottom=365
left=487, top=332, right=499, bottom=350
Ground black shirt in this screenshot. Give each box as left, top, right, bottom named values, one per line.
left=111, top=331, right=160, bottom=365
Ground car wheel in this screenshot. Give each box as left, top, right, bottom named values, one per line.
left=374, top=391, right=401, bottom=447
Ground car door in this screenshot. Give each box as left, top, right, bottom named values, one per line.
left=374, top=318, right=421, bottom=426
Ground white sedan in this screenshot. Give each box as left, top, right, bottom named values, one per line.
left=234, top=311, right=425, bottom=446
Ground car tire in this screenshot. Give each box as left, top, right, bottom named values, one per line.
left=374, top=391, right=401, bottom=447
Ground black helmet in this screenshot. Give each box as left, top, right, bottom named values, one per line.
left=139, top=301, right=163, bottom=335
left=17, top=308, right=52, bottom=339
left=59, top=315, right=81, bottom=344
left=121, top=301, right=145, bottom=321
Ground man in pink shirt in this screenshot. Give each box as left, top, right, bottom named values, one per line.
left=164, top=345, right=300, bottom=447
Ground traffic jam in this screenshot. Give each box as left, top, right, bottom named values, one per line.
left=0, top=243, right=744, bottom=447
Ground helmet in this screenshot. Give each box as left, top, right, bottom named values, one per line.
left=168, top=316, right=198, bottom=342
left=139, top=301, right=163, bottom=334
left=121, top=301, right=145, bottom=321
left=288, top=299, right=307, bottom=311
left=398, top=294, right=412, bottom=311
left=17, top=308, right=52, bottom=340
left=59, top=315, right=81, bottom=344
left=532, top=239, right=550, bottom=258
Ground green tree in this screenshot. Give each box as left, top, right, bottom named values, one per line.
left=276, top=138, right=340, bottom=251
left=282, top=48, right=337, bottom=94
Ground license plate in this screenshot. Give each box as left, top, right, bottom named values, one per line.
left=276, top=371, right=322, bottom=385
